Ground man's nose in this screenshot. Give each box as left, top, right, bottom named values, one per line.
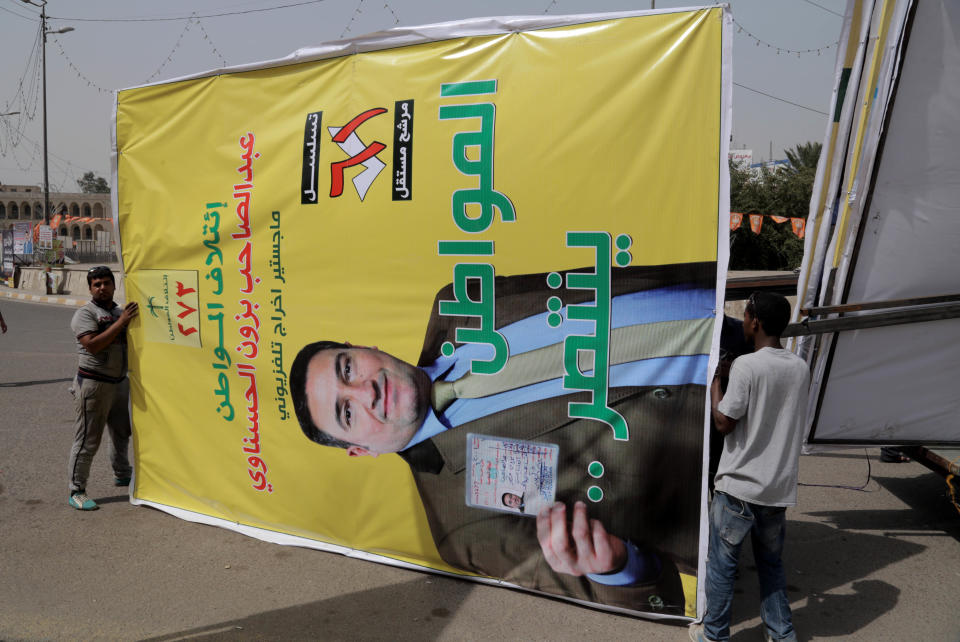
left=349, top=376, right=381, bottom=410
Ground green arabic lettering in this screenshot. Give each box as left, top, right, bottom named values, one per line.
left=438, top=262, right=508, bottom=375
left=561, top=231, right=627, bottom=441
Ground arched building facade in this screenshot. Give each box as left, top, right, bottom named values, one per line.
left=0, top=183, right=114, bottom=258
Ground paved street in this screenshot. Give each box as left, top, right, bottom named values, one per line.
left=0, top=297, right=957, bottom=641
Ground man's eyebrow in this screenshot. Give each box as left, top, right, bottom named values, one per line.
left=333, top=352, right=347, bottom=430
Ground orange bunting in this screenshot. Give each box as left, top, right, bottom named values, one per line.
left=791, top=217, right=806, bottom=239
left=730, top=213, right=807, bottom=239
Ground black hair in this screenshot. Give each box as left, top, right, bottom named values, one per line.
left=290, top=340, right=355, bottom=449
left=86, top=266, right=115, bottom=287
left=746, top=291, right=792, bottom=337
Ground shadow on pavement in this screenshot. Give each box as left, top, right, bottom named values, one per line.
left=143, top=576, right=474, bottom=641
left=728, top=520, right=924, bottom=641
left=808, top=472, right=960, bottom=541
left=0, top=376, right=73, bottom=387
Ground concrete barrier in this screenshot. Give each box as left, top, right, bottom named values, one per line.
left=15, top=266, right=125, bottom=301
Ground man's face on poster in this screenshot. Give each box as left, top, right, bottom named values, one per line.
left=304, top=346, right=431, bottom=456
left=502, top=492, right=523, bottom=510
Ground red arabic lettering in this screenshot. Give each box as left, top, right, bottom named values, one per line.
left=176, top=301, right=197, bottom=319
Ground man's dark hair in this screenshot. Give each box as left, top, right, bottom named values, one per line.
left=290, top=340, right=354, bottom=449
left=746, top=291, right=792, bottom=337
left=86, top=265, right=115, bottom=287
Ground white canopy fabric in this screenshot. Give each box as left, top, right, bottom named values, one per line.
left=799, top=0, right=960, bottom=445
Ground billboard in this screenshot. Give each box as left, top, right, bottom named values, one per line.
left=1, top=229, right=12, bottom=277
left=13, top=222, right=32, bottom=256
left=114, top=7, right=731, bottom=619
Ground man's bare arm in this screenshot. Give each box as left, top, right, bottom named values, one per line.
left=78, top=302, right=138, bottom=355
left=711, top=376, right=738, bottom=435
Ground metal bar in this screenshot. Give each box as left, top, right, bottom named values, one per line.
left=783, top=302, right=960, bottom=337
left=725, top=273, right=799, bottom=300
left=801, top=293, right=960, bottom=316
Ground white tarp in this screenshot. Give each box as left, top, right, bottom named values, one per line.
left=801, top=0, right=960, bottom=445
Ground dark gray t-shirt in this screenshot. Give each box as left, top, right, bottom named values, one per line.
left=716, top=347, right=810, bottom=506
left=71, top=300, right=126, bottom=379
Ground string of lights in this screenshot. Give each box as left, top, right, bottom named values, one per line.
left=0, top=120, right=98, bottom=191
left=48, top=14, right=230, bottom=94
left=733, top=17, right=838, bottom=57
left=49, top=37, right=110, bottom=94
left=49, top=0, right=330, bottom=23
left=144, top=18, right=196, bottom=83
left=382, top=2, right=400, bottom=26
left=193, top=15, right=229, bottom=66
left=340, top=0, right=365, bottom=38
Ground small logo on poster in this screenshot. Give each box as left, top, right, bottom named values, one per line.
left=300, top=105, right=415, bottom=204
left=134, top=269, right=202, bottom=348
left=301, top=111, right=323, bottom=205
left=393, top=99, right=414, bottom=200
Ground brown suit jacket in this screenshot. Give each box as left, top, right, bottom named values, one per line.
left=400, top=262, right=714, bottom=614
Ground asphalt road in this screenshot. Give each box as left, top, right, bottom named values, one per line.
left=1, top=298, right=958, bottom=641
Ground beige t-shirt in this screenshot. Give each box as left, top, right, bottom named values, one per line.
left=71, top=300, right=126, bottom=379
left=715, top=347, right=810, bottom=507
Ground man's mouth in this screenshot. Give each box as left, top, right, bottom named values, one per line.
left=382, top=376, right=390, bottom=419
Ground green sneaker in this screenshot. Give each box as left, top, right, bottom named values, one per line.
left=68, top=492, right=98, bottom=511
left=114, top=476, right=131, bottom=487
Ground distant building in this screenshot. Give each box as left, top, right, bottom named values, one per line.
left=0, top=183, right=114, bottom=251
left=728, top=149, right=753, bottom=168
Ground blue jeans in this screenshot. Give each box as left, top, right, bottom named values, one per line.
left=704, top=491, right=796, bottom=641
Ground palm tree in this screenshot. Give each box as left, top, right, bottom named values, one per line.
left=784, top=141, right=822, bottom=173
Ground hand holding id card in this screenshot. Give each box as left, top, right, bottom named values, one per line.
left=464, top=434, right=558, bottom=516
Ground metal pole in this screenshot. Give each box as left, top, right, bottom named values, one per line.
left=41, top=3, right=50, bottom=225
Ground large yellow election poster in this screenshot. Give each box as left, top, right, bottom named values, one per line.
left=114, top=8, right=730, bottom=620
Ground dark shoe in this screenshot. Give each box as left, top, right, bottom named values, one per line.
left=880, top=447, right=909, bottom=463
left=114, top=476, right=131, bottom=487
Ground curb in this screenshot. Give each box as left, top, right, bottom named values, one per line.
left=0, top=288, right=86, bottom=308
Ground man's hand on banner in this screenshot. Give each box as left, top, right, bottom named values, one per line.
left=536, top=501, right=627, bottom=577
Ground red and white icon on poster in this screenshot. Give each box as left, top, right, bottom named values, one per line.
left=328, top=108, right=387, bottom=201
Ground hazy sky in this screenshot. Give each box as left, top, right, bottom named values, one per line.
left=0, top=0, right=845, bottom=191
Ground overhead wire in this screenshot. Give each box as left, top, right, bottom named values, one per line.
left=800, top=0, right=845, bottom=19
left=734, top=82, right=829, bottom=116
left=0, top=3, right=38, bottom=23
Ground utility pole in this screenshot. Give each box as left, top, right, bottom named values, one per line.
left=20, top=0, right=73, bottom=225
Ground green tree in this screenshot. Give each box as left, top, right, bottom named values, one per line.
left=77, top=171, right=110, bottom=193
left=784, top=141, right=822, bottom=173
left=728, top=142, right=820, bottom=270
